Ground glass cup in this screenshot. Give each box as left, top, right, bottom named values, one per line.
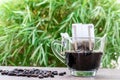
left=51, top=35, right=106, bottom=77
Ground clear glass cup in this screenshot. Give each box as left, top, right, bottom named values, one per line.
left=51, top=35, right=106, bottom=77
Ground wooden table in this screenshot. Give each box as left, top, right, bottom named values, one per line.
left=0, top=66, right=120, bottom=80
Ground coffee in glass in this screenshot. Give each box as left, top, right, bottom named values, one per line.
left=51, top=36, right=106, bottom=77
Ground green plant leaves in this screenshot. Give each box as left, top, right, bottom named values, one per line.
left=0, top=0, right=120, bottom=68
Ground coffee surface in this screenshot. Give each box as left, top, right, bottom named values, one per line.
left=65, top=52, right=102, bottom=71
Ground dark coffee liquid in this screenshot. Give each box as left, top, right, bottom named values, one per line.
left=65, top=51, right=102, bottom=71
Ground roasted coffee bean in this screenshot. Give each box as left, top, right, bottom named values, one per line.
left=13, top=68, right=21, bottom=71
left=0, top=68, right=66, bottom=79
left=34, top=69, right=39, bottom=72
left=62, top=72, right=66, bottom=75
left=23, top=70, right=29, bottom=74
left=22, top=74, right=28, bottom=77
left=12, top=70, right=19, bottom=73
left=1, top=70, right=9, bottom=75
left=16, top=73, right=25, bottom=76
left=13, top=68, right=18, bottom=71
left=47, top=71, right=52, bottom=75
left=8, top=71, right=16, bottom=76
left=52, top=71, right=58, bottom=75
left=38, top=70, right=44, bottom=74
left=31, top=74, right=38, bottom=77
left=18, top=69, right=24, bottom=72
left=29, top=70, right=33, bottom=74
left=43, top=73, right=49, bottom=78
left=34, top=70, right=40, bottom=74
left=47, top=71, right=51, bottom=73
left=0, top=70, right=3, bottom=72
left=26, top=74, right=31, bottom=77
left=38, top=75, right=44, bottom=79
left=50, top=74, right=54, bottom=78
left=59, top=72, right=66, bottom=76
left=43, top=70, right=48, bottom=74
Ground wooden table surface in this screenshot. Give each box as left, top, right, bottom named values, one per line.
left=0, top=66, right=120, bottom=80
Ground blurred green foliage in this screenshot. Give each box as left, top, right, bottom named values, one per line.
left=0, top=0, right=120, bottom=68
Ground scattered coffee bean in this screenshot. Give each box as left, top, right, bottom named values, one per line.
left=31, top=74, right=38, bottom=77
left=16, top=73, right=25, bottom=77
left=1, top=70, right=9, bottom=75
left=52, top=71, right=58, bottom=75
left=34, top=70, right=40, bottom=74
left=38, top=75, right=44, bottom=79
left=50, top=74, right=54, bottom=78
left=8, top=71, right=16, bottom=76
left=0, top=68, right=66, bottom=79
left=43, top=74, right=49, bottom=78
left=26, top=74, right=31, bottom=77
left=17, top=69, right=24, bottom=72
left=39, top=70, right=44, bottom=74
left=0, top=70, right=2, bottom=72
left=63, top=72, right=66, bottom=75
left=59, top=72, right=66, bottom=76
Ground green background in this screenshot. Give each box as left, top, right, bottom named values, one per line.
left=0, top=0, right=120, bottom=68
